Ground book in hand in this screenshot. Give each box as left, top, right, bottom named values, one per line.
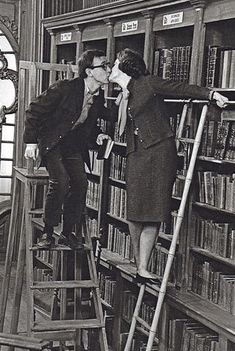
left=97, top=138, right=114, bottom=160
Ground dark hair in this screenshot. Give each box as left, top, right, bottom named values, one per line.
left=78, top=49, right=106, bottom=79
left=117, top=48, right=148, bottom=79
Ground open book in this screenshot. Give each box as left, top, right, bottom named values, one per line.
left=97, top=138, right=114, bottom=160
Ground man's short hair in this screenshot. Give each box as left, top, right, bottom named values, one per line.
left=78, top=49, right=106, bottom=79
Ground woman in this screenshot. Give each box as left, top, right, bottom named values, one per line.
left=109, top=48, right=228, bottom=282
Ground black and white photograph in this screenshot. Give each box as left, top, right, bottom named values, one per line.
left=0, top=1, right=235, bottom=350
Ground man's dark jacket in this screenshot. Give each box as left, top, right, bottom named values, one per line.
left=23, top=77, right=111, bottom=166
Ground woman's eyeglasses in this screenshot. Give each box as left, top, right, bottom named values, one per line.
left=90, top=62, right=110, bottom=70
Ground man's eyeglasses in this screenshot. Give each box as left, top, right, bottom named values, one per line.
left=90, top=62, right=110, bottom=70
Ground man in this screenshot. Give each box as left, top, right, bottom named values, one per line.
left=24, top=49, right=111, bottom=249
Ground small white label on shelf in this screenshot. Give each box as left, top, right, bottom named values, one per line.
left=60, top=32, right=72, bottom=41
left=163, top=12, right=183, bottom=26
left=122, top=20, right=138, bottom=32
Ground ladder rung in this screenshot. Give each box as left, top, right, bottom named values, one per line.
left=28, top=208, right=44, bottom=215
left=0, top=333, right=50, bottom=350
left=31, top=280, right=98, bottom=289
left=33, top=319, right=104, bottom=331
left=177, top=137, right=195, bottom=144
left=30, top=244, right=91, bottom=251
left=136, top=316, right=151, bottom=331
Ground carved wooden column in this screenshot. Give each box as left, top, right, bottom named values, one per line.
left=104, top=18, right=115, bottom=65
left=48, top=29, right=57, bottom=84
left=73, top=25, right=84, bottom=61
left=142, top=11, right=155, bottom=73
left=189, top=0, right=208, bottom=85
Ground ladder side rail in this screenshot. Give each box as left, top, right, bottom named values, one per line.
left=175, top=103, right=189, bottom=151
left=146, top=103, right=209, bottom=351
left=124, top=284, right=146, bottom=351
left=8, top=207, right=26, bottom=347
left=24, top=181, right=35, bottom=335
left=0, top=178, right=20, bottom=333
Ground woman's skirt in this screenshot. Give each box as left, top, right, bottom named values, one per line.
left=126, top=136, right=177, bottom=222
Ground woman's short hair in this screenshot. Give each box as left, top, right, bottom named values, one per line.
left=117, top=48, right=148, bottom=78
left=78, top=49, right=105, bottom=79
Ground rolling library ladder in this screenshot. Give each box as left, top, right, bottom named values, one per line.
left=0, top=160, right=108, bottom=351
left=124, top=98, right=235, bottom=351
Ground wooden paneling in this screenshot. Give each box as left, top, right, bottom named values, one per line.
left=83, top=0, right=121, bottom=9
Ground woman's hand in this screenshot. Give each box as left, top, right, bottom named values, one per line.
left=96, top=133, right=111, bottom=145
left=24, top=144, right=39, bottom=160
left=211, top=91, right=229, bottom=108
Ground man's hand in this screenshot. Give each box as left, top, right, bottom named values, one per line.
left=211, top=91, right=229, bottom=108
left=96, top=133, right=111, bottom=145
left=24, top=144, right=39, bottom=161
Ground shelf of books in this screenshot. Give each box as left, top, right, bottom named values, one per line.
left=96, top=8, right=235, bottom=351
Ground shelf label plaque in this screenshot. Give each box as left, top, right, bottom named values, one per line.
left=60, top=32, right=72, bottom=42
left=163, top=12, right=183, bottom=26
left=122, top=20, right=138, bottom=33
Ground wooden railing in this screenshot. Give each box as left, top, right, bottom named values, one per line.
left=43, top=0, right=124, bottom=17
left=83, top=0, right=122, bottom=9
left=43, top=0, right=82, bottom=17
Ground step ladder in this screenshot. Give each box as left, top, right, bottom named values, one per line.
left=0, top=161, right=108, bottom=351
left=124, top=99, right=235, bottom=351
left=0, top=332, right=50, bottom=350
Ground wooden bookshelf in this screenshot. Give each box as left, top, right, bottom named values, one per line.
left=23, top=1, right=235, bottom=350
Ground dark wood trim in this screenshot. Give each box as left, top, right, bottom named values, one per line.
left=42, top=0, right=189, bottom=30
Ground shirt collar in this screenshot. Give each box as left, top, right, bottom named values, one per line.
left=84, top=80, right=100, bottom=96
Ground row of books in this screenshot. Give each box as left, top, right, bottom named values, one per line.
left=120, top=333, right=158, bottom=351
left=85, top=150, right=102, bottom=175
left=87, top=217, right=99, bottom=238
left=148, top=243, right=176, bottom=283
left=191, top=259, right=235, bottom=315
left=114, top=121, right=127, bottom=144
left=109, top=185, right=127, bottom=220
left=197, top=171, right=235, bottom=211
left=206, top=46, right=235, bottom=88
left=122, top=290, right=156, bottom=326
left=168, top=318, right=219, bottom=351
left=107, top=223, right=134, bottom=261
left=98, top=272, right=117, bottom=308
left=191, top=214, right=235, bottom=260
left=110, top=152, right=126, bottom=182
left=35, top=249, right=53, bottom=265
left=172, top=174, right=185, bottom=198
left=33, top=267, right=52, bottom=289
left=199, top=120, right=235, bottom=160
left=86, top=180, right=100, bottom=210
left=153, top=46, right=191, bottom=82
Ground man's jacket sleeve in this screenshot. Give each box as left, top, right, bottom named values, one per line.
left=23, top=80, right=65, bottom=144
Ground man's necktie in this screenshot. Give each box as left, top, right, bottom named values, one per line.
left=115, top=89, right=129, bottom=136
left=72, top=88, right=100, bottom=130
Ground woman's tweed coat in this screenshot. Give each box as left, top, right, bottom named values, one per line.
left=125, top=75, right=211, bottom=222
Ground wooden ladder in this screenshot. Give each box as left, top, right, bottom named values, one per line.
left=124, top=99, right=218, bottom=351
left=0, top=162, right=108, bottom=351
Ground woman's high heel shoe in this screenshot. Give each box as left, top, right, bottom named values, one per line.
left=135, top=273, right=161, bottom=285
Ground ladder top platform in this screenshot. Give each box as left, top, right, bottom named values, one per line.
left=14, top=167, right=49, bottom=179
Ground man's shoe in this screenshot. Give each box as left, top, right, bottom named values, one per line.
left=36, top=233, right=55, bottom=249
left=58, top=232, right=84, bottom=250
